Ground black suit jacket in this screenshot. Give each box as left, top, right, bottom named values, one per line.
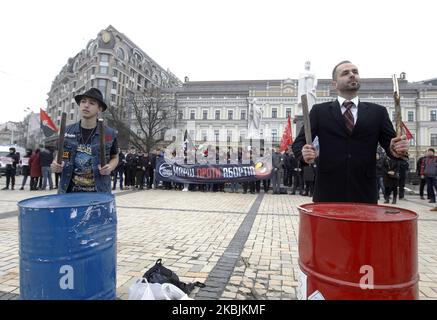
left=292, top=100, right=396, bottom=204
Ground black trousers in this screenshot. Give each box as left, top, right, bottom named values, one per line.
left=292, top=172, right=303, bottom=193
left=426, top=177, right=436, bottom=202
left=243, top=182, right=255, bottom=193
left=385, top=186, right=398, bottom=201
left=135, top=170, right=145, bottom=189
left=283, top=169, right=293, bottom=186
left=55, top=172, right=61, bottom=188
left=262, top=179, right=270, bottom=192
left=125, top=167, right=136, bottom=186
left=30, top=177, right=42, bottom=190
left=419, top=178, right=427, bottom=198
left=5, top=168, right=16, bottom=188
left=305, top=181, right=315, bottom=196
left=148, top=170, right=154, bottom=188
left=112, top=169, right=124, bottom=189
left=398, top=175, right=406, bottom=198
left=255, top=180, right=261, bottom=193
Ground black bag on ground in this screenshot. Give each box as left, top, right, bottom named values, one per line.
left=143, top=259, right=205, bottom=294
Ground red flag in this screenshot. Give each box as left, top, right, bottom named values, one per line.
left=279, top=116, right=293, bottom=152
left=40, top=108, right=58, bottom=137
left=401, top=121, right=413, bottom=140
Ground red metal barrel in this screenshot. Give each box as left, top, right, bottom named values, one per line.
left=297, top=202, right=418, bottom=300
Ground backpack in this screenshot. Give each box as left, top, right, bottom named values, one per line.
left=143, top=259, right=205, bottom=294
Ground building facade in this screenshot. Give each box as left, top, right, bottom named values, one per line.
left=22, top=112, right=42, bottom=149
left=46, top=25, right=182, bottom=137
left=0, top=121, right=23, bottom=146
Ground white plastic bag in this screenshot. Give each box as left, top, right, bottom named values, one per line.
left=128, top=278, right=156, bottom=300
left=162, top=283, right=193, bottom=300
left=149, top=282, right=170, bottom=300
left=128, top=278, right=194, bottom=300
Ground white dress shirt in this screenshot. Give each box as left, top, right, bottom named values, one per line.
left=338, top=96, right=359, bottom=125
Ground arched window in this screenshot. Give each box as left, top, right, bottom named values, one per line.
left=73, top=60, right=79, bottom=72
left=134, top=52, right=142, bottom=62
left=117, top=47, right=125, bottom=60
left=90, top=44, right=97, bottom=57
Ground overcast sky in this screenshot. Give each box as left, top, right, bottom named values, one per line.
left=1, top=0, right=435, bottom=122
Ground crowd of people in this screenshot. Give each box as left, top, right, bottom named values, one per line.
left=105, top=145, right=319, bottom=196
left=111, top=147, right=160, bottom=191
left=376, top=151, right=409, bottom=204
left=2, top=144, right=437, bottom=209
left=0, top=143, right=316, bottom=195
left=1, top=146, right=60, bottom=191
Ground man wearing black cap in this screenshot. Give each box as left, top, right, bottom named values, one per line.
left=51, top=88, right=119, bottom=193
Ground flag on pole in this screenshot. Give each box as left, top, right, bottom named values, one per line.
left=182, top=129, right=196, bottom=163
left=279, top=116, right=293, bottom=152
left=183, top=129, right=188, bottom=159
left=401, top=121, right=413, bottom=140
left=40, top=108, right=58, bottom=137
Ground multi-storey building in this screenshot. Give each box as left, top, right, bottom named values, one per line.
left=46, top=25, right=182, bottom=146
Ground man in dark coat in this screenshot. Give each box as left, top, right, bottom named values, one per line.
left=40, top=145, right=54, bottom=190
left=125, top=148, right=137, bottom=189
left=271, top=147, right=285, bottom=194
left=383, top=157, right=401, bottom=204
left=398, top=159, right=409, bottom=199
left=2, top=147, right=20, bottom=190
left=292, top=61, right=409, bottom=204
left=112, top=149, right=125, bottom=190
left=290, top=153, right=304, bottom=195
left=283, top=150, right=293, bottom=187
left=135, top=151, right=147, bottom=190
left=424, top=148, right=437, bottom=203
left=149, top=149, right=158, bottom=189
left=376, top=152, right=385, bottom=200
left=416, top=154, right=427, bottom=200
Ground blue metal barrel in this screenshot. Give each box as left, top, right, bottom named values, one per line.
left=18, top=193, right=117, bottom=300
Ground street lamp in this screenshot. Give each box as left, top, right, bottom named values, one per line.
left=22, top=107, right=34, bottom=147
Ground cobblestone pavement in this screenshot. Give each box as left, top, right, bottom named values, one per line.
left=0, top=176, right=437, bottom=300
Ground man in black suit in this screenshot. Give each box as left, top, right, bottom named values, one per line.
left=292, top=61, right=409, bottom=204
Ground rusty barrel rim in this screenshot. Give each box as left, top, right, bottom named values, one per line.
left=297, top=202, right=418, bottom=223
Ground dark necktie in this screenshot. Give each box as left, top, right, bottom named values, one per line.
left=343, top=100, right=355, bottom=133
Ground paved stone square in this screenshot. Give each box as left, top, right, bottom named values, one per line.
left=0, top=176, right=437, bottom=300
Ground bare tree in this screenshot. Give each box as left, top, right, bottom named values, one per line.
left=106, top=86, right=176, bottom=152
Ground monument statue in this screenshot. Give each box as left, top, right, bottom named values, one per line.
left=248, top=98, right=264, bottom=138
left=297, top=61, right=317, bottom=109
